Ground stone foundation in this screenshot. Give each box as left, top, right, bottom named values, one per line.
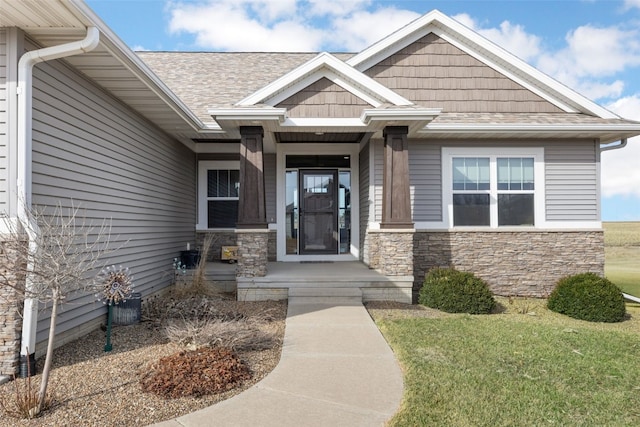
left=0, top=237, right=25, bottom=376
left=413, top=230, right=605, bottom=298
left=236, top=230, right=269, bottom=278
left=367, top=229, right=414, bottom=277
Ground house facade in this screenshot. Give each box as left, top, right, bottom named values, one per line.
left=1, top=1, right=640, bottom=375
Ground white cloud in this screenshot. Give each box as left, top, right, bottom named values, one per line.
left=330, top=8, right=420, bottom=51
left=601, top=95, right=640, bottom=198
left=167, top=0, right=417, bottom=52
left=307, top=0, right=372, bottom=17
left=537, top=25, right=640, bottom=80
left=565, top=79, right=625, bottom=101
left=453, top=14, right=640, bottom=102
left=168, top=0, right=324, bottom=51
left=454, top=13, right=542, bottom=62
left=624, top=0, right=640, bottom=9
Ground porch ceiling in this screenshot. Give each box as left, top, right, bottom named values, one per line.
left=276, top=132, right=368, bottom=144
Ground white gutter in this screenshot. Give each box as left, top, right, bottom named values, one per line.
left=600, top=138, right=627, bottom=152
left=16, top=26, right=100, bottom=369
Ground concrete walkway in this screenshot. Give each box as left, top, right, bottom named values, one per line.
left=152, top=301, right=404, bottom=427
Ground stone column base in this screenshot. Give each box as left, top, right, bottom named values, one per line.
left=236, top=229, right=269, bottom=278
left=367, top=229, right=415, bottom=277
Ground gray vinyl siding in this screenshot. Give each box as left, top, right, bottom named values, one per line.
left=372, top=140, right=443, bottom=222
left=370, top=139, right=598, bottom=224
left=0, top=30, right=8, bottom=210
left=409, top=142, right=442, bottom=222
left=359, top=142, right=370, bottom=261
left=29, top=44, right=196, bottom=346
left=544, top=141, right=598, bottom=221
left=373, top=140, right=383, bottom=222
left=264, top=153, right=276, bottom=223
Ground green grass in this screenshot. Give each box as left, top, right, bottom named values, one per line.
left=375, top=300, right=640, bottom=426
left=604, top=222, right=640, bottom=297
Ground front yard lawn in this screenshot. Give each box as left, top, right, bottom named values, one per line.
left=372, top=298, right=640, bottom=426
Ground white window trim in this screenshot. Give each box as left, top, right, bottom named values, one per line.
left=442, top=147, right=545, bottom=229
left=196, top=160, right=240, bottom=231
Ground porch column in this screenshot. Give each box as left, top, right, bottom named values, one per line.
left=237, top=126, right=267, bottom=229
left=236, top=126, right=269, bottom=281
left=381, top=126, right=413, bottom=228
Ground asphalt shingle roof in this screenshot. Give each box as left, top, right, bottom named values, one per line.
left=137, top=52, right=354, bottom=124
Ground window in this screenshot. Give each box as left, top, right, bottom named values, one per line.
left=444, top=148, right=542, bottom=228
left=452, top=157, right=490, bottom=226
left=198, top=161, right=240, bottom=229
left=497, top=158, right=534, bottom=226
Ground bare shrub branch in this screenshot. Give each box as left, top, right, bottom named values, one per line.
left=165, top=318, right=278, bottom=352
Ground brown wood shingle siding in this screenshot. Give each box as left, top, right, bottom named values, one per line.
left=276, top=77, right=371, bottom=118
left=364, top=33, right=563, bottom=113
left=29, top=39, right=196, bottom=347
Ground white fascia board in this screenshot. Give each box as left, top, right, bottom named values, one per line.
left=422, top=123, right=640, bottom=133
left=347, top=9, right=618, bottom=119
left=361, top=108, right=442, bottom=124
left=237, top=52, right=412, bottom=107
left=208, top=107, right=288, bottom=123
left=281, top=117, right=367, bottom=128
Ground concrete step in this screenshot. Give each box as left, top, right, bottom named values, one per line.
left=288, top=287, right=363, bottom=304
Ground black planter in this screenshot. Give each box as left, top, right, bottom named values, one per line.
left=180, top=250, right=201, bottom=269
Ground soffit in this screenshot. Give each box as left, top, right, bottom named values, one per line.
left=1, top=0, right=209, bottom=148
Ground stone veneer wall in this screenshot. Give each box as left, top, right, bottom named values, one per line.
left=0, top=238, right=25, bottom=376
left=413, top=230, right=605, bottom=298
left=0, top=286, right=20, bottom=376
left=236, top=231, right=269, bottom=278
left=367, top=230, right=414, bottom=276
left=197, top=230, right=276, bottom=262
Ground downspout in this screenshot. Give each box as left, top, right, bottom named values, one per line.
left=16, top=27, right=99, bottom=375
left=598, top=137, right=630, bottom=304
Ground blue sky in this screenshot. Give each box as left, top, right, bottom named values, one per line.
left=86, top=0, right=640, bottom=221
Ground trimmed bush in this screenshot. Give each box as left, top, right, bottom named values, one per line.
left=419, top=267, right=496, bottom=314
left=547, top=273, right=626, bottom=323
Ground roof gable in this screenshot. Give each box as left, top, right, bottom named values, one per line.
left=275, top=77, right=372, bottom=118
left=237, top=52, right=413, bottom=108
left=347, top=9, right=619, bottom=119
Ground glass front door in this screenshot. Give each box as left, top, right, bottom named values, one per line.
left=299, top=170, right=338, bottom=254
left=284, top=155, right=351, bottom=257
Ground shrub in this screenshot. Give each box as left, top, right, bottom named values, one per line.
left=419, top=267, right=496, bottom=314
left=547, top=273, right=626, bottom=322
left=139, top=347, right=251, bottom=398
